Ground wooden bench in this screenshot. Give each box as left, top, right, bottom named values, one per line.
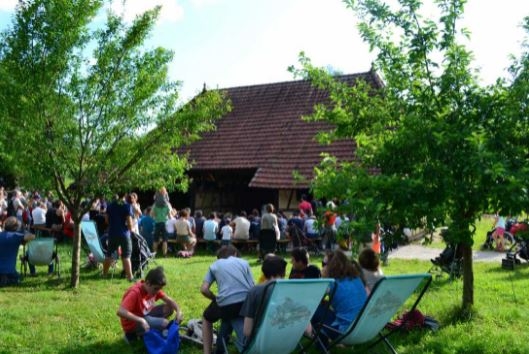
left=176, top=238, right=291, bottom=254
left=232, top=239, right=259, bottom=252
left=277, top=239, right=291, bottom=253
left=193, top=238, right=260, bottom=253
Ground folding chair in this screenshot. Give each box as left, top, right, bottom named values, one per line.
left=242, top=278, right=334, bottom=354
left=80, top=220, right=116, bottom=278
left=311, top=273, right=432, bottom=354
left=20, top=235, right=60, bottom=278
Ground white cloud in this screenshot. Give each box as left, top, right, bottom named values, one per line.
left=109, top=0, right=183, bottom=24
left=0, top=0, right=16, bottom=12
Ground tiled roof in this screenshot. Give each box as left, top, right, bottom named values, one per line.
left=184, top=71, right=383, bottom=189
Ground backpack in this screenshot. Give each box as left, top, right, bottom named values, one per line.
left=143, top=321, right=180, bottom=354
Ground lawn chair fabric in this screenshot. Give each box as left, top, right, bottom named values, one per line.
left=27, top=238, right=55, bottom=266
left=80, top=220, right=106, bottom=263
left=243, top=278, right=334, bottom=354
left=317, top=273, right=432, bottom=353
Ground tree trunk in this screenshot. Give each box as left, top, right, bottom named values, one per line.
left=461, top=243, right=474, bottom=310
left=70, top=223, right=81, bottom=288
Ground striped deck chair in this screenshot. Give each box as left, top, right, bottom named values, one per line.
left=312, top=273, right=432, bottom=354
left=80, top=220, right=116, bottom=277
left=242, top=278, right=334, bottom=354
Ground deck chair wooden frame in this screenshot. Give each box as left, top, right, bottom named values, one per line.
left=242, top=278, right=334, bottom=354
left=311, top=273, right=432, bottom=354
left=80, top=220, right=117, bottom=278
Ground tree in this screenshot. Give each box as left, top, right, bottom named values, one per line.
left=0, top=0, right=228, bottom=288
left=292, top=0, right=529, bottom=311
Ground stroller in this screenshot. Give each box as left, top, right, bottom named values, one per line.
left=430, top=228, right=463, bottom=279
left=130, top=232, right=156, bottom=278
left=430, top=244, right=463, bottom=279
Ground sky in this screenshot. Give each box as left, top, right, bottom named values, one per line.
left=0, top=0, right=528, bottom=102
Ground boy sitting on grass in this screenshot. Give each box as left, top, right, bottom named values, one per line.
left=117, top=266, right=183, bottom=343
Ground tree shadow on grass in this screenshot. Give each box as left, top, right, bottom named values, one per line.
left=56, top=336, right=204, bottom=354
left=56, top=338, right=146, bottom=354
left=482, top=262, right=529, bottom=279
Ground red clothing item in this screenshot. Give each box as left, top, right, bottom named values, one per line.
left=120, top=281, right=165, bottom=332
left=324, top=211, right=336, bottom=226
left=62, top=211, right=74, bottom=238
left=298, top=200, right=312, bottom=215
left=372, top=232, right=381, bottom=254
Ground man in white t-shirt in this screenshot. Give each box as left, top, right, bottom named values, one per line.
left=231, top=211, right=250, bottom=240
left=31, top=201, right=47, bottom=227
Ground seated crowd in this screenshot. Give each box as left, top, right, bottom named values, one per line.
left=117, top=245, right=383, bottom=353
left=1, top=187, right=386, bottom=352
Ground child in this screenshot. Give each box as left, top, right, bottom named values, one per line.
left=117, top=266, right=183, bottom=343
left=220, top=217, right=232, bottom=246
left=358, top=248, right=384, bottom=292
left=165, top=208, right=178, bottom=246
left=289, top=247, right=321, bottom=279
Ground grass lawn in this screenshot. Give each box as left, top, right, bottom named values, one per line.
left=1, top=235, right=529, bottom=354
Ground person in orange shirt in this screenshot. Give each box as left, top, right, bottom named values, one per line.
left=322, top=201, right=337, bottom=250
left=371, top=223, right=381, bottom=254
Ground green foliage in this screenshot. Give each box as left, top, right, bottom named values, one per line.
left=292, top=0, right=529, bottom=309
left=0, top=0, right=229, bottom=287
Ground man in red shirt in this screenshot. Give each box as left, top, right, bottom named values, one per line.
left=298, top=194, right=313, bottom=216
left=117, top=266, right=183, bottom=342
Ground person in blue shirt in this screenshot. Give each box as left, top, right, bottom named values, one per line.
left=200, top=245, right=255, bottom=354
left=311, top=250, right=368, bottom=349
left=103, top=194, right=134, bottom=281
left=0, top=217, right=35, bottom=286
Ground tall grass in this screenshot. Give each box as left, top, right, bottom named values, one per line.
left=1, top=237, right=528, bottom=353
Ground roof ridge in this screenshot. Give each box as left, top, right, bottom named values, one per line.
left=213, top=71, right=376, bottom=92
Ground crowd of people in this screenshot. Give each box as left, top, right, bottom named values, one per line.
left=1, top=186, right=386, bottom=352
left=117, top=245, right=383, bottom=353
